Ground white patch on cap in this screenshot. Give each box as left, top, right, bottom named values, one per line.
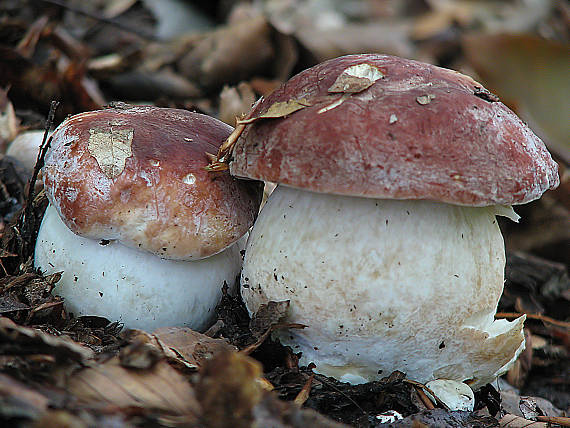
left=183, top=173, right=196, bottom=185
left=416, top=94, right=436, bottom=105
left=318, top=95, right=349, bottom=114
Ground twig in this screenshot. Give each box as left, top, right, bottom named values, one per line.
left=16, top=101, right=58, bottom=261
left=413, top=385, right=435, bottom=410
left=536, top=416, right=570, bottom=426
left=496, top=312, right=570, bottom=329
left=38, top=0, right=157, bottom=41
left=403, top=379, right=450, bottom=411
left=19, top=101, right=57, bottom=229
left=293, top=374, right=313, bottom=406
left=314, top=375, right=368, bottom=417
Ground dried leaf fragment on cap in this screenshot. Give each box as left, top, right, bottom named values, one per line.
left=239, top=98, right=312, bottom=124
left=87, top=127, right=133, bottom=179
left=328, top=63, right=384, bottom=93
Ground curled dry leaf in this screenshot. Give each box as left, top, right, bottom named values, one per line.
left=118, top=335, right=164, bottom=370
left=152, top=326, right=237, bottom=368
left=0, top=317, right=93, bottom=363
left=238, top=98, right=312, bottom=124
left=68, top=356, right=199, bottom=417
left=206, top=98, right=312, bottom=170
left=121, top=329, right=197, bottom=370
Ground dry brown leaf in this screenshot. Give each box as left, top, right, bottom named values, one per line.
left=295, top=22, right=414, bottom=63
left=121, top=329, right=197, bottom=370
left=238, top=98, right=312, bottom=124
left=0, top=317, right=93, bottom=362
left=119, top=336, right=164, bottom=370
left=196, top=350, right=263, bottom=428
left=178, top=15, right=275, bottom=89
left=152, top=326, right=237, bottom=368
left=68, top=356, right=199, bottom=417
left=536, top=416, right=570, bottom=426
left=31, top=410, right=88, bottom=428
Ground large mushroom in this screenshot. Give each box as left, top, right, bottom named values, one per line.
left=227, top=54, right=559, bottom=388
left=35, top=106, right=262, bottom=331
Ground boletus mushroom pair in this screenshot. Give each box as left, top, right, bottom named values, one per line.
left=35, top=54, right=558, bottom=391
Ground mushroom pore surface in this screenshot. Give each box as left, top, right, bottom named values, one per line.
left=36, top=204, right=243, bottom=332
left=241, top=186, right=525, bottom=388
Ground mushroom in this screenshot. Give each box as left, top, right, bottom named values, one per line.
left=35, top=106, right=262, bottom=331
left=6, top=130, right=47, bottom=171
left=228, top=54, right=559, bottom=388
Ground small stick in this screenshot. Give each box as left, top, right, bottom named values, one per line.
left=9, top=101, right=58, bottom=268
left=414, top=385, right=436, bottom=410
left=403, top=379, right=450, bottom=411
left=294, top=374, right=314, bottom=406
left=19, top=101, right=58, bottom=225
left=536, top=416, right=570, bottom=426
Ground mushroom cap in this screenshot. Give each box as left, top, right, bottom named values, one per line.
left=230, top=54, right=559, bottom=206
left=43, top=106, right=262, bottom=260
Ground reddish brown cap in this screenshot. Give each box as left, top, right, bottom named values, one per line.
left=230, top=54, right=559, bottom=206
left=43, top=106, right=262, bottom=260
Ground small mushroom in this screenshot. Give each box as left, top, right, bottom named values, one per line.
left=35, top=106, right=262, bottom=331
left=230, top=54, right=559, bottom=388
left=6, top=130, right=49, bottom=170
left=425, top=379, right=475, bottom=411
